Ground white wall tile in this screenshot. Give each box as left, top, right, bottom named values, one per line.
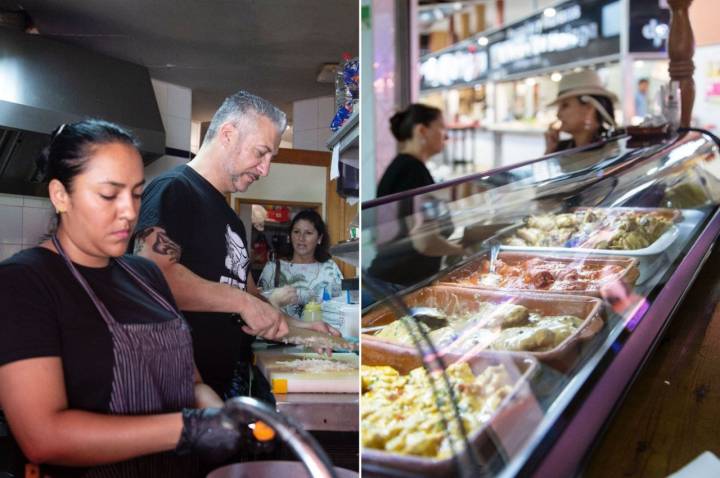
left=163, top=115, right=192, bottom=150
left=190, top=121, right=202, bottom=153
left=151, top=79, right=169, bottom=118
left=22, top=197, right=52, bottom=209
left=317, top=127, right=332, bottom=151
left=318, top=96, right=336, bottom=129
left=0, top=206, right=22, bottom=244
left=166, top=83, right=192, bottom=120
left=0, top=194, right=23, bottom=206
left=0, top=243, right=22, bottom=262
left=22, top=207, right=54, bottom=245
left=292, top=129, right=318, bottom=150
left=293, top=98, right=319, bottom=132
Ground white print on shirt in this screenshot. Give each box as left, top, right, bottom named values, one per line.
left=219, top=224, right=248, bottom=290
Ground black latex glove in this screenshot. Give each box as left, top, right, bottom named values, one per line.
left=175, top=408, right=240, bottom=463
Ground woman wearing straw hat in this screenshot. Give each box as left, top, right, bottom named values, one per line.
left=545, top=70, right=618, bottom=154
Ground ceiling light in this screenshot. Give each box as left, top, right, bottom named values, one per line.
left=477, top=36, right=489, bottom=46
left=551, top=72, right=562, bottom=82
left=543, top=8, right=557, bottom=17
left=453, top=2, right=463, bottom=11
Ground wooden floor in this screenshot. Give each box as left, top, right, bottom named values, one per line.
left=584, top=244, right=720, bottom=477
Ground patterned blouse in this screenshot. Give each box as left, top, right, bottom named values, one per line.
left=258, top=259, right=344, bottom=319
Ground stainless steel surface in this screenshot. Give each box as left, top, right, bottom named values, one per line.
left=275, top=393, right=359, bottom=432
left=207, top=461, right=358, bottom=478
left=225, top=397, right=337, bottom=478
left=0, top=27, right=164, bottom=195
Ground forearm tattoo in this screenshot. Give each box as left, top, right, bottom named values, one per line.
left=133, top=228, right=154, bottom=255
left=153, top=231, right=182, bottom=263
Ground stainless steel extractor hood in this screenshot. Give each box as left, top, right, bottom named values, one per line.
left=0, top=26, right=166, bottom=197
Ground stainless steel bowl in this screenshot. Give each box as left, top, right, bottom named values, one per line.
left=207, top=461, right=358, bottom=478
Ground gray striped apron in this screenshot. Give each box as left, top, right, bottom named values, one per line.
left=51, top=236, right=199, bottom=478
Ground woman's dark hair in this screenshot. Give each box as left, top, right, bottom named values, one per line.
left=285, top=209, right=331, bottom=262
left=38, top=119, right=140, bottom=189
left=389, top=103, right=442, bottom=142
left=37, top=119, right=141, bottom=232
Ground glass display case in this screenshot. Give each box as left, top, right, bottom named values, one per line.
left=360, top=129, right=720, bottom=477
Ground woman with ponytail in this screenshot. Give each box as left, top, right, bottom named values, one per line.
left=0, top=119, right=242, bottom=477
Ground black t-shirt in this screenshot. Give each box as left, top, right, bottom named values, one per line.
left=377, top=153, right=435, bottom=198
left=369, top=154, right=444, bottom=286
left=0, top=248, right=179, bottom=412
left=131, top=165, right=253, bottom=396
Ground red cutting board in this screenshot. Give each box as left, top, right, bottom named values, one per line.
left=254, top=351, right=359, bottom=394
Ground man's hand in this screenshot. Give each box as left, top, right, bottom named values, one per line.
left=239, top=295, right=289, bottom=340
left=268, top=286, right=299, bottom=308
left=289, top=318, right=342, bottom=356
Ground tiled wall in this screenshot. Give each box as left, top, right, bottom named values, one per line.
left=147, top=79, right=192, bottom=182
left=292, top=96, right=336, bottom=151
left=0, top=79, right=192, bottom=262
left=0, top=193, right=54, bottom=261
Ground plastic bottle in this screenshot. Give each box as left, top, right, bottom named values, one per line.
left=302, top=301, right=322, bottom=322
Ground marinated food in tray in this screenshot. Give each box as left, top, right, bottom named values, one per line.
left=504, top=209, right=673, bottom=249
left=371, top=302, right=584, bottom=353
left=457, top=256, right=627, bottom=292
left=361, top=362, right=512, bottom=458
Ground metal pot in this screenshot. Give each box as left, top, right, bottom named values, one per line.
left=207, top=460, right=358, bottom=478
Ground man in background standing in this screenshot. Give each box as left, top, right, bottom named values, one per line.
left=635, top=78, right=650, bottom=118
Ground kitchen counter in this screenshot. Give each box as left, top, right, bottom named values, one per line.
left=275, top=392, right=358, bottom=432
left=254, top=343, right=359, bottom=432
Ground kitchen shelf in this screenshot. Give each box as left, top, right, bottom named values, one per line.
left=326, top=109, right=359, bottom=153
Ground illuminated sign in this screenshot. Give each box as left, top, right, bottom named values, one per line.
left=420, top=0, right=621, bottom=90
left=629, top=0, right=670, bottom=52
left=420, top=48, right=489, bottom=88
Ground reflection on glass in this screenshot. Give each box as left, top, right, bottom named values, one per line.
left=361, top=132, right=720, bottom=476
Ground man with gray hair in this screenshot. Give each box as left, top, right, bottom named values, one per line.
left=131, top=90, right=337, bottom=403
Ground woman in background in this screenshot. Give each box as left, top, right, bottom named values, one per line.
left=545, top=70, right=618, bottom=154
left=258, top=209, right=343, bottom=320
left=367, top=104, right=464, bottom=289
left=377, top=103, right=447, bottom=196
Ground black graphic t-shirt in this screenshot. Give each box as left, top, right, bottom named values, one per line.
left=132, top=165, right=253, bottom=395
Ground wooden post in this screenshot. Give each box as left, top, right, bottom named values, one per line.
left=667, top=0, right=695, bottom=128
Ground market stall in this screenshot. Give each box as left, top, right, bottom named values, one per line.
left=360, top=125, right=720, bottom=477
left=418, top=0, right=673, bottom=175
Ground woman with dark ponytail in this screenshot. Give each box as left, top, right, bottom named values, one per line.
left=0, top=119, right=242, bottom=477
left=367, top=105, right=465, bottom=289
left=377, top=103, right=446, bottom=196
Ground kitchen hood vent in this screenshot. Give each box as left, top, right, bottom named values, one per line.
left=0, top=27, right=165, bottom=196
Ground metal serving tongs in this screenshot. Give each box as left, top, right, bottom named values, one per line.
left=361, top=307, right=448, bottom=335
